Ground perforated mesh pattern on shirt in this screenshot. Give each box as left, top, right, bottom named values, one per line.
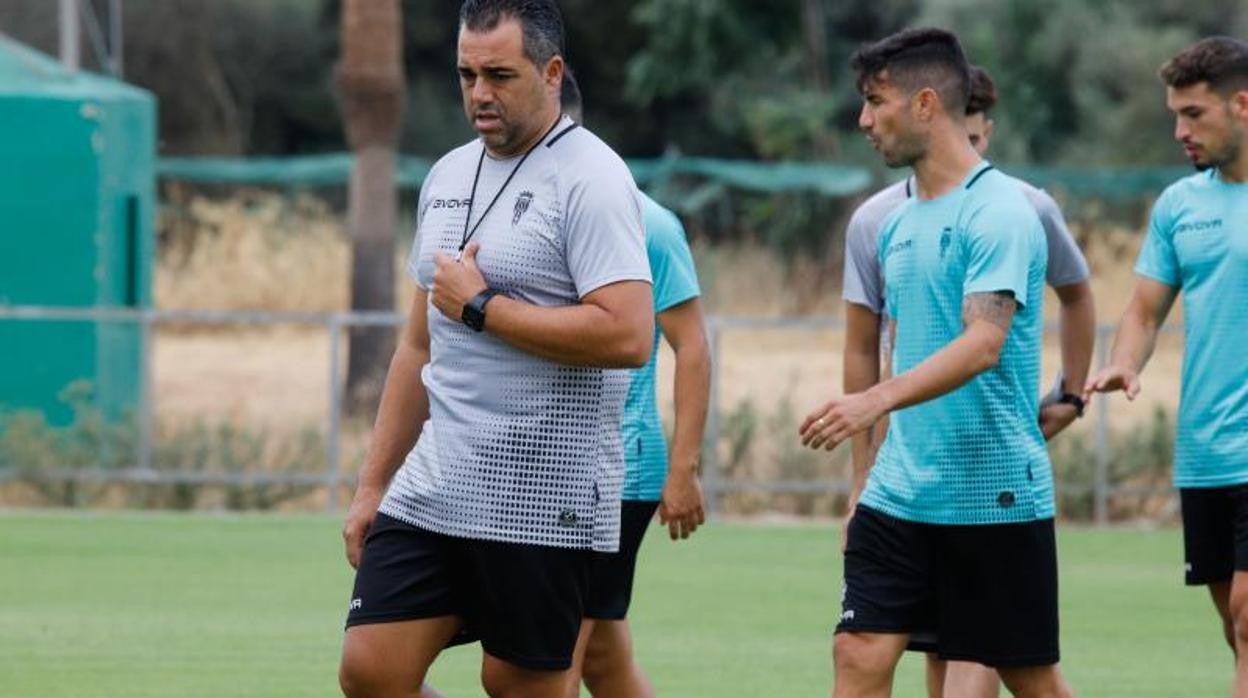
left=860, top=168, right=1053, bottom=525
left=380, top=123, right=645, bottom=551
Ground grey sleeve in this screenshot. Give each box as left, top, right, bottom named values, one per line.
left=1030, top=189, right=1090, bottom=288
left=407, top=170, right=437, bottom=290
left=564, top=160, right=651, bottom=298
left=841, top=207, right=884, bottom=313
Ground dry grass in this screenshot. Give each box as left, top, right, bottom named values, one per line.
left=157, top=189, right=418, bottom=313
left=149, top=192, right=1185, bottom=455
left=154, top=191, right=1167, bottom=322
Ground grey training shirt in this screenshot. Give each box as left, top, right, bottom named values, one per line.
left=843, top=176, right=1090, bottom=313
left=380, top=116, right=651, bottom=552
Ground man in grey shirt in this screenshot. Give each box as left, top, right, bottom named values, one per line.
left=839, top=65, right=1096, bottom=698
left=338, top=2, right=654, bottom=697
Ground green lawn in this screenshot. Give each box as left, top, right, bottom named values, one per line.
left=0, top=512, right=1230, bottom=696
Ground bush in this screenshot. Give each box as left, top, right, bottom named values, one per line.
left=0, top=381, right=329, bottom=511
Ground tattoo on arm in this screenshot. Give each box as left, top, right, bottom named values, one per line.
left=962, top=291, right=1018, bottom=331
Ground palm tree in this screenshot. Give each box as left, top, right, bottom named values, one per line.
left=335, top=0, right=405, bottom=413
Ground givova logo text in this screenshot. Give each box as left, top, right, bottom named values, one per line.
left=1174, top=219, right=1222, bottom=235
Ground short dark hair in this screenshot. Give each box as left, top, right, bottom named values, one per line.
left=1159, top=36, right=1248, bottom=95
left=966, top=65, right=997, bottom=116
left=460, top=0, right=565, bottom=67
left=850, top=28, right=971, bottom=114
left=560, top=67, right=583, bottom=120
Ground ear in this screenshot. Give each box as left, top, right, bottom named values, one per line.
left=1232, top=89, right=1248, bottom=123
left=984, top=118, right=996, bottom=141
left=544, top=55, right=564, bottom=89
left=913, top=87, right=939, bottom=121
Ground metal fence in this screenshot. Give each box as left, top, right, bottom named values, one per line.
left=0, top=305, right=1179, bottom=522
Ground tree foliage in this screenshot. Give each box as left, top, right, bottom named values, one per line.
left=4, top=0, right=1242, bottom=166
left=917, top=0, right=1246, bottom=165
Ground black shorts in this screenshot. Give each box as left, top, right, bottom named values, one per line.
left=345, top=513, right=592, bottom=671
left=837, top=505, right=1060, bottom=668
left=585, top=499, right=659, bottom=620
left=1180, top=484, right=1248, bottom=585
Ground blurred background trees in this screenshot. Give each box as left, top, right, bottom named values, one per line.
left=4, top=0, right=1245, bottom=165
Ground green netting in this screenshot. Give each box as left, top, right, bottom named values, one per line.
left=1005, top=165, right=1193, bottom=201
left=157, top=153, right=873, bottom=197
left=626, top=156, right=873, bottom=196
left=159, top=154, right=435, bottom=189
left=157, top=152, right=1192, bottom=202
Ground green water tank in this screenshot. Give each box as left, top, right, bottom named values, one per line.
left=0, top=34, right=156, bottom=425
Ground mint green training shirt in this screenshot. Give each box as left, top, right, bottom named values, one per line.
left=1135, top=169, right=1248, bottom=489
left=860, top=164, right=1054, bottom=525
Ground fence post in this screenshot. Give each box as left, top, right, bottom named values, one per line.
left=326, top=316, right=343, bottom=512
left=703, top=318, right=722, bottom=517
left=138, top=308, right=154, bottom=474
left=1093, top=325, right=1112, bottom=526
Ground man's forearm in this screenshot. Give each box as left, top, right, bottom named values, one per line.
left=483, top=295, right=654, bottom=368
left=1057, top=284, right=1096, bottom=391
left=356, top=344, right=431, bottom=494
left=669, top=340, right=711, bottom=473
left=1108, top=306, right=1161, bottom=374
left=868, top=322, right=1003, bottom=414
left=843, top=348, right=881, bottom=486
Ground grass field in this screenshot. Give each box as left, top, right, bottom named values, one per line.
left=0, top=512, right=1230, bottom=697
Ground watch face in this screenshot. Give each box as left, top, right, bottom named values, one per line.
left=1058, top=394, right=1085, bottom=417
left=462, top=304, right=485, bottom=331
left=462, top=289, right=499, bottom=332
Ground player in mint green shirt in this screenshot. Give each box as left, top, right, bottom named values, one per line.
left=620, top=197, right=705, bottom=503
left=801, top=29, right=1073, bottom=697
left=862, top=161, right=1051, bottom=525
left=562, top=71, right=712, bottom=698
left=1086, top=37, right=1248, bottom=689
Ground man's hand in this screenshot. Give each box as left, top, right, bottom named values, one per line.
left=658, top=464, right=705, bottom=541
left=342, top=487, right=384, bottom=569
left=1038, top=402, right=1079, bottom=441
left=431, top=242, right=488, bottom=323
left=799, top=390, right=888, bottom=451
left=1083, top=364, right=1142, bottom=403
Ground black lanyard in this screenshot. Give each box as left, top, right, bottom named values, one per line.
left=459, top=115, right=565, bottom=251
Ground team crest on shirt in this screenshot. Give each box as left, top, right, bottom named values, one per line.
left=939, top=227, right=953, bottom=258
left=513, top=191, right=534, bottom=225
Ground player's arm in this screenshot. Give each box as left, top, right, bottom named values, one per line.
left=1039, top=280, right=1096, bottom=439
left=1083, top=277, right=1178, bottom=401
left=656, top=298, right=710, bottom=540
left=1034, top=190, right=1096, bottom=438
left=430, top=242, right=654, bottom=368
left=1086, top=188, right=1181, bottom=401
left=480, top=278, right=654, bottom=368
left=842, top=302, right=882, bottom=512
left=834, top=204, right=889, bottom=494
left=342, top=288, right=432, bottom=568
left=801, top=291, right=1016, bottom=450
left=871, top=318, right=896, bottom=457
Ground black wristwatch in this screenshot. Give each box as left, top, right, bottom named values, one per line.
left=462, top=288, right=503, bottom=332
left=1057, top=393, right=1086, bottom=418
